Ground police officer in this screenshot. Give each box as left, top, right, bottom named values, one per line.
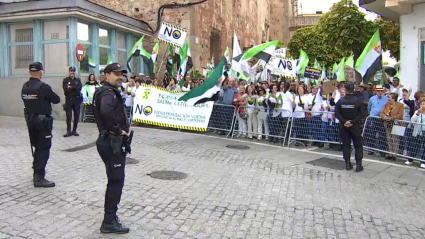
left=21, top=62, right=60, bottom=187
left=93, top=63, right=130, bottom=234
left=335, top=82, right=365, bottom=172
left=63, top=66, right=82, bottom=137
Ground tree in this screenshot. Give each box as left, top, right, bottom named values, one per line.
left=288, top=0, right=400, bottom=68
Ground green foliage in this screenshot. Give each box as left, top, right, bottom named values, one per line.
left=288, top=0, right=400, bottom=68
left=277, top=41, right=285, bottom=49
left=190, top=70, right=204, bottom=81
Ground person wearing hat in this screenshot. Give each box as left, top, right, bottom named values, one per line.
left=21, top=62, right=60, bottom=187
left=62, top=66, right=83, bottom=137
left=92, top=62, right=130, bottom=234
left=365, top=85, right=388, bottom=157
left=335, top=82, right=365, bottom=172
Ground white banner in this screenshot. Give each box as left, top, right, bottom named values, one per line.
left=133, top=86, right=214, bottom=131
left=266, top=55, right=297, bottom=77
left=158, top=22, right=187, bottom=48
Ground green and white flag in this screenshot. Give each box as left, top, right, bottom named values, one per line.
left=332, top=62, right=338, bottom=77
left=355, top=30, right=382, bottom=83
left=177, top=42, right=190, bottom=86
left=151, top=42, right=160, bottom=74
left=88, top=57, right=96, bottom=68
left=107, top=55, right=112, bottom=65
left=297, top=50, right=309, bottom=77
left=345, top=54, right=354, bottom=67
left=224, top=47, right=230, bottom=64
left=337, top=58, right=346, bottom=82
left=233, top=40, right=279, bottom=63
left=178, top=57, right=226, bottom=106
left=127, top=35, right=145, bottom=72
left=313, top=59, right=320, bottom=69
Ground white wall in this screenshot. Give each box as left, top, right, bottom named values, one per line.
left=400, top=3, right=425, bottom=95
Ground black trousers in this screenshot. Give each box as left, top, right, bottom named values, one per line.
left=65, top=99, right=81, bottom=132
left=96, top=137, right=126, bottom=222
left=340, top=123, right=363, bottom=163
left=28, top=119, right=52, bottom=176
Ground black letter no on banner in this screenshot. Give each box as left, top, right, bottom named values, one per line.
left=278, top=59, right=292, bottom=71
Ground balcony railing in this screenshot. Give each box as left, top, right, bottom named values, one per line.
left=289, top=16, right=321, bottom=27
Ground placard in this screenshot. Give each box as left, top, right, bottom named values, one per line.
left=304, top=67, right=321, bottom=79
left=133, top=85, right=214, bottom=131
left=344, top=66, right=356, bottom=82
left=266, top=56, right=297, bottom=77
left=323, top=79, right=338, bottom=95
left=158, top=22, right=187, bottom=48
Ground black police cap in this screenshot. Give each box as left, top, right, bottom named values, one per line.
left=104, top=63, right=127, bottom=74
left=69, top=66, right=76, bottom=71
left=345, top=82, right=355, bottom=92
left=29, top=62, right=43, bottom=72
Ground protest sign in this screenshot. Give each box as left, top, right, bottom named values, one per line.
left=158, top=22, right=187, bottom=48
left=323, top=79, right=338, bottom=95
left=344, top=66, right=356, bottom=82
left=304, top=67, right=321, bottom=79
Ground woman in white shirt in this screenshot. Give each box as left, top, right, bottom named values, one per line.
left=244, top=85, right=258, bottom=139
left=279, top=82, right=294, bottom=145
left=320, top=94, right=339, bottom=149
left=309, top=86, right=324, bottom=147
left=406, top=100, right=425, bottom=168
left=265, top=84, right=282, bottom=143
left=256, top=88, right=269, bottom=141
left=292, top=84, right=311, bottom=146
left=166, top=78, right=181, bottom=91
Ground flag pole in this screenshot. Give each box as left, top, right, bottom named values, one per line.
left=156, top=46, right=170, bottom=79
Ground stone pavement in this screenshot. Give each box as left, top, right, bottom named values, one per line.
left=1, top=115, right=425, bottom=239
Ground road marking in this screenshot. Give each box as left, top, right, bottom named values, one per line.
left=136, top=127, right=425, bottom=171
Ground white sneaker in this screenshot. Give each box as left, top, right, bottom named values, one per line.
left=421, top=164, right=425, bottom=169
left=405, top=161, right=413, bottom=165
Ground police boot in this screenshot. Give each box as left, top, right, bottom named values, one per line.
left=355, top=160, right=364, bottom=172
left=344, top=159, right=353, bottom=170
left=33, top=175, right=55, bottom=187
left=63, top=131, right=72, bottom=137
left=72, top=127, right=79, bottom=136
left=100, top=216, right=130, bottom=234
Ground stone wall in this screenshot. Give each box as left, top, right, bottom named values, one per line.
left=89, top=0, right=274, bottom=71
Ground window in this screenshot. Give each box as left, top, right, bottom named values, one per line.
left=99, top=28, right=110, bottom=72
left=117, top=32, right=127, bottom=71
left=210, top=30, right=221, bottom=66
left=9, top=23, right=34, bottom=75
left=77, top=22, right=92, bottom=73
left=42, top=20, right=69, bottom=73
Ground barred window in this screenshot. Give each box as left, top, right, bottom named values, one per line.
left=15, top=28, right=34, bottom=69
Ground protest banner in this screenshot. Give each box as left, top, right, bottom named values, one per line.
left=132, top=85, right=214, bottom=131
left=304, top=67, right=321, bottom=79
left=323, top=79, right=338, bottom=95
left=344, top=66, right=356, bottom=82
left=266, top=56, right=297, bottom=77
left=158, top=22, right=187, bottom=48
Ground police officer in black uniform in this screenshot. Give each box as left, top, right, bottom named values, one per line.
left=93, top=63, right=130, bottom=234
left=21, top=62, right=60, bottom=187
left=63, top=66, right=82, bottom=137
left=335, top=82, right=365, bottom=172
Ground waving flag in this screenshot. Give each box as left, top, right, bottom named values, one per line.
left=178, top=57, right=226, bottom=106
left=233, top=40, right=280, bottom=63
left=88, top=57, right=96, bottom=68
left=355, top=30, right=382, bottom=83
left=177, top=42, right=190, bottom=86
left=297, top=50, right=309, bottom=77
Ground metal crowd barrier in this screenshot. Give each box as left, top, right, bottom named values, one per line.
left=231, top=106, right=292, bottom=145
left=362, top=116, right=425, bottom=163
left=288, top=110, right=341, bottom=147
left=126, top=106, right=133, bottom=125
left=82, top=104, right=95, bottom=122
left=207, top=103, right=237, bottom=137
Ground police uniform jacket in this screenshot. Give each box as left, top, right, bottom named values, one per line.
left=22, top=77, right=60, bottom=115
left=93, top=82, right=129, bottom=136
left=335, top=94, right=364, bottom=125
left=63, top=76, right=83, bottom=98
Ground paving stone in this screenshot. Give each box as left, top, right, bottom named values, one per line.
left=0, top=116, right=425, bottom=238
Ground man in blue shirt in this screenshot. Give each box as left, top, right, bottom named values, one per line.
left=365, top=85, right=388, bottom=155
left=216, top=77, right=238, bottom=135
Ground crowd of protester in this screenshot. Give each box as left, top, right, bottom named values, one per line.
left=80, top=71, right=425, bottom=168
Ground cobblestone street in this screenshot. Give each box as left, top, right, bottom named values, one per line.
left=1, top=116, right=425, bottom=239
